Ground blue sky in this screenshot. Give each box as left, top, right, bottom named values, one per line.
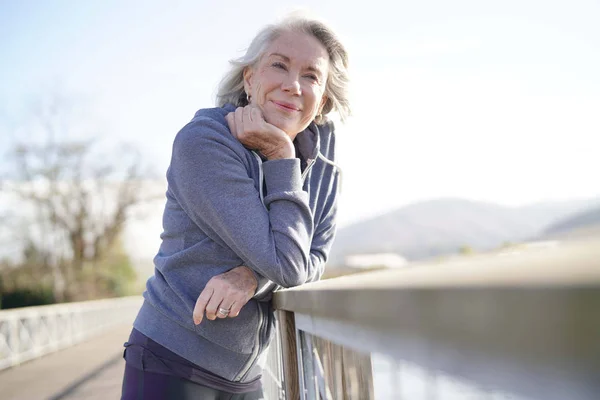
left=2, top=0, right=600, bottom=228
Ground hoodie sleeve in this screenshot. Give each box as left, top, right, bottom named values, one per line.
left=304, top=121, right=340, bottom=283
left=168, top=117, right=315, bottom=288
left=250, top=168, right=339, bottom=300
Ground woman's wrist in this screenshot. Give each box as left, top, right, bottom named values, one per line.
left=264, top=142, right=295, bottom=160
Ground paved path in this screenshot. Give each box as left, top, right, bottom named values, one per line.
left=0, top=324, right=132, bottom=400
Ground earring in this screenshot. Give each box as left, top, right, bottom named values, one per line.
left=246, top=93, right=252, bottom=104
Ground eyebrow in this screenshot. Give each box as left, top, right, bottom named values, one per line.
left=269, top=52, right=324, bottom=75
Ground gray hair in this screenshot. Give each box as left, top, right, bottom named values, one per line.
left=216, top=15, right=351, bottom=125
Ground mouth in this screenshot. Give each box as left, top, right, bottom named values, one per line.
left=272, top=100, right=301, bottom=112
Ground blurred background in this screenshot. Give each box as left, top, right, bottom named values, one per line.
left=1, top=0, right=599, bottom=304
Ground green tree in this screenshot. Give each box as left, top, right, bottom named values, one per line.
left=1, top=92, right=159, bottom=305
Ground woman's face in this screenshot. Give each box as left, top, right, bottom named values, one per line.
left=244, top=31, right=329, bottom=138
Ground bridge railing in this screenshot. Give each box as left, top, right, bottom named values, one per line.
left=272, top=236, right=600, bottom=399
left=0, top=296, right=142, bottom=371
left=2, top=237, right=599, bottom=399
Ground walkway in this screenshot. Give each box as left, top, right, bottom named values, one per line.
left=0, top=324, right=131, bottom=400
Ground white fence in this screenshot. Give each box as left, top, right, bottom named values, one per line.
left=0, top=296, right=142, bottom=371
left=0, top=294, right=286, bottom=399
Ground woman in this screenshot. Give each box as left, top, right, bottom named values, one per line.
left=121, top=14, right=350, bottom=399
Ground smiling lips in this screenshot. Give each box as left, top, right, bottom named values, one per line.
left=272, top=100, right=301, bottom=112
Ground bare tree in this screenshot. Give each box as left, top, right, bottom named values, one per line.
left=1, top=93, right=160, bottom=301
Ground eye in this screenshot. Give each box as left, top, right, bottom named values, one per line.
left=304, top=74, right=318, bottom=82
left=272, top=62, right=287, bottom=70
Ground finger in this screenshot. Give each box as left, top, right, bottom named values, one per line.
left=250, top=107, right=263, bottom=124
left=234, top=107, right=245, bottom=138
left=205, top=289, right=226, bottom=321
left=228, top=300, right=246, bottom=318
left=226, top=113, right=237, bottom=137
left=217, top=300, right=236, bottom=319
left=243, top=105, right=253, bottom=124
left=193, top=287, right=213, bottom=325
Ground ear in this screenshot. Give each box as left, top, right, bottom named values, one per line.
left=243, top=66, right=253, bottom=97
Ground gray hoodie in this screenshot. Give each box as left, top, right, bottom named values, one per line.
left=133, top=103, right=340, bottom=382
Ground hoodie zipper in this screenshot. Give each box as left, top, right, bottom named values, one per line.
left=234, top=152, right=268, bottom=382
left=237, top=153, right=315, bottom=382
left=235, top=301, right=265, bottom=381
left=301, top=158, right=316, bottom=183
left=251, top=152, right=267, bottom=210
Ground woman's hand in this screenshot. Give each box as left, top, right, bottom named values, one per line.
left=226, top=105, right=295, bottom=160
left=193, top=265, right=258, bottom=325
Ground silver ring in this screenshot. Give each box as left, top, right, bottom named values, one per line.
left=218, top=307, right=230, bottom=316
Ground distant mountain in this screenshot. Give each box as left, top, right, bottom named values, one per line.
left=541, top=206, right=600, bottom=238
left=329, top=197, right=599, bottom=264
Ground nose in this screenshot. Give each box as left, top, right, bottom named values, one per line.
left=281, top=73, right=301, bottom=95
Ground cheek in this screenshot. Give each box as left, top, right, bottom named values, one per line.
left=253, top=82, right=263, bottom=101
left=303, top=90, right=321, bottom=113
left=255, top=69, right=280, bottom=95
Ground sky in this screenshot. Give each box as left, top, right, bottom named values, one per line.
left=1, top=0, right=599, bottom=230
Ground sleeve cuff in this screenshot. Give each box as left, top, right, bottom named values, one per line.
left=262, top=158, right=302, bottom=194
left=250, top=268, right=276, bottom=301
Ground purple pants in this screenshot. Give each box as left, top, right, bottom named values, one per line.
left=121, top=364, right=265, bottom=400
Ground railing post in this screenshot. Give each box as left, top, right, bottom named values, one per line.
left=8, top=316, right=19, bottom=367
left=300, top=332, right=317, bottom=399
left=277, top=310, right=301, bottom=400
left=31, top=312, right=42, bottom=359
left=49, top=309, right=57, bottom=352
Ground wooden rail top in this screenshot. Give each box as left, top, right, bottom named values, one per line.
left=273, top=235, right=600, bottom=397
left=277, top=237, right=600, bottom=297
left=274, top=235, right=600, bottom=325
